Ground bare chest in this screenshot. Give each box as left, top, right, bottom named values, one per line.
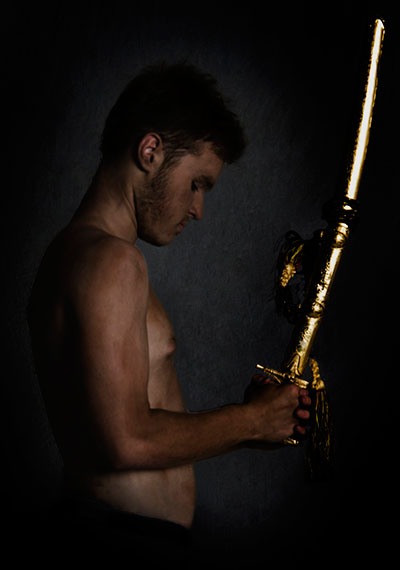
left=145, top=287, right=185, bottom=412
left=146, top=287, right=176, bottom=363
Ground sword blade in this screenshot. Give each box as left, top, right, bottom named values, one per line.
left=281, top=19, right=385, bottom=379
left=346, top=19, right=385, bottom=200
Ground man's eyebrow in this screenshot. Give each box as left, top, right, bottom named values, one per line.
left=194, top=175, right=215, bottom=191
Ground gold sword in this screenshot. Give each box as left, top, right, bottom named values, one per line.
left=256, top=19, right=385, bottom=465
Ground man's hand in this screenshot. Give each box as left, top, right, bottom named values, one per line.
left=243, top=374, right=311, bottom=444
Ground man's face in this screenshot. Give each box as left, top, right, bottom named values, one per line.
left=137, top=142, right=224, bottom=246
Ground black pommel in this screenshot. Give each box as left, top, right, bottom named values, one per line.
left=322, top=197, right=359, bottom=228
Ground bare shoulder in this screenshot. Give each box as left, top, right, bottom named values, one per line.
left=74, top=229, right=147, bottom=278
left=59, top=226, right=149, bottom=308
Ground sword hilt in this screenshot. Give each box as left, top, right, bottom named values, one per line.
left=255, top=363, right=309, bottom=446
left=255, top=364, right=309, bottom=389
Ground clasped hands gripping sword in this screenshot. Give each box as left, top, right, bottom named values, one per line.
left=256, top=19, right=385, bottom=478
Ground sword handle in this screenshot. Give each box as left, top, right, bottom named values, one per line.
left=255, top=363, right=308, bottom=446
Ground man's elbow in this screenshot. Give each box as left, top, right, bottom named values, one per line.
left=106, top=436, right=147, bottom=470
left=101, top=411, right=179, bottom=471
left=107, top=436, right=168, bottom=471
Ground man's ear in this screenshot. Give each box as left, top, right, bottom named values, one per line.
left=137, top=133, right=164, bottom=172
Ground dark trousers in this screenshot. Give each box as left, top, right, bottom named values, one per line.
left=43, top=495, right=192, bottom=566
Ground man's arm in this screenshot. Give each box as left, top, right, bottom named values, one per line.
left=68, top=238, right=309, bottom=471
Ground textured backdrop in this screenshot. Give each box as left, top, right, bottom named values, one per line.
left=3, top=1, right=397, bottom=565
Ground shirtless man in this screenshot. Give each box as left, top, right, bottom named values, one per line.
left=27, top=63, right=310, bottom=562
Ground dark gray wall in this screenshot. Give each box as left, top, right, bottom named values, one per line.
left=3, top=1, right=397, bottom=565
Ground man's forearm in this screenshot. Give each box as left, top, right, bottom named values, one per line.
left=114, top=403, right=257, bottom=470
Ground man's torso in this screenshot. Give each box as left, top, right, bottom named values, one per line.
left=28, top=225, right=195, bottom=528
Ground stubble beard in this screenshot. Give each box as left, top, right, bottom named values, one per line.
left=136, top=161, right=173, bottom=246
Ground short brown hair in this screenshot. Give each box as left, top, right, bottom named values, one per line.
left=100, top=62, right=246, bottom=166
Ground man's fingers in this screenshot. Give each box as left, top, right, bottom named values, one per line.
left=295, top=408, right=310, bottom=420
left=294, top=424, right=307, bottom=436
left=292, top=387, right=312, bottom=439
left=300, top=395, right=312, bottom=407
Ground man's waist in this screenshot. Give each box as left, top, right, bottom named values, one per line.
left=56, top=491, right=191, bottom=541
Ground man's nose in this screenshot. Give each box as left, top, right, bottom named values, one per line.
left=190, top=190, right=204, bottom=220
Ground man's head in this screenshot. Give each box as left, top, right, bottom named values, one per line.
left=99, top=62, right=246, bottom=245
left=100, top=62, right=246, bottom=168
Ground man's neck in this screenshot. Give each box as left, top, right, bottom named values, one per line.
left=71, top=156, right=140, bottom=244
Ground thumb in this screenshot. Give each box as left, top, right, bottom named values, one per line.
left=252, top=374, right=273, bottom=385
